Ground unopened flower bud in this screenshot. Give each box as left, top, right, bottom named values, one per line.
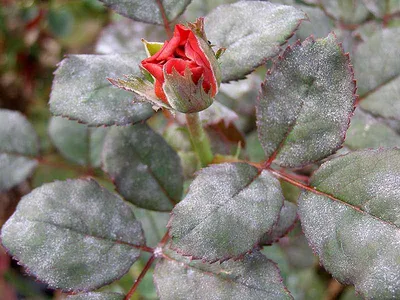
left=109, top=18, right=222, bottom=114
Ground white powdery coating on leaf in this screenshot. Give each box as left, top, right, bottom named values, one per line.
left=48, top=117, right=108, bottom=167
left=102, top=124, right=183, bottom=211
left=154, top=251, right=292, bottom=300
left=354, top=27, right=400, bottom=97
left=360, top=75, right=400, bottom=121
left=257, top=34, right=356, bottom=167
left=299, top=149, right=400, bottom=298
left=1, top=179, right=144, bottom=291
left=0, top=109, right=39, bottom=156
left=169, top=163, right=284, bottom=261
left=49, top=54, right=153, bottom=126
left=100, top=0, right=191, bottom=25
left=0, top=154, right=38, bottom=192
left=0, top=109, right=39, bottom=191
left=67, top=292, right=125, bottom=300
left=345, top=109, right=400, bottom=150
left=96, top=19, right=164, bottom=54
left=205, top=1, right=306, bottom=82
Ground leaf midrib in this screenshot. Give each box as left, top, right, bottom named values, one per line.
left=25, top=218, right=143, bottom=249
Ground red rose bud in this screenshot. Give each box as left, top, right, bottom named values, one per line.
left=141, top=18, right=221, bottom=113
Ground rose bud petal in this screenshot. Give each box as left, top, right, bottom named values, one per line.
left=141, top=18, right=221, bottom=113
left=108, top=18, right=221, bottom=113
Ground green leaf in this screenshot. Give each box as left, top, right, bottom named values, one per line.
left=260, top=201, right=297, bottom=246
left=49, top=53, right=154, bottom=126
left=48, top=117, right=108, bottom=167
left=102, top=124, right=183, bottom=211
left=345, top=109, right=400, bottom=149
left=95, top=19, right=165, bottom=54
left=354, top=28, right=400, bottom=120
left=1, top=179, right=145, bottom=292
left=0, top=109, right=39, bottom=192
left=359, top=76, right=400, bottom=121
left=256, top=34, right=356, bottom=167
left=66, top=292, right=125, bottom=300
left=99, top=0, right=192, bottom=25
left=204, top=1, right=307, bottom=82
left=168, top=163, right=284, bottom=261
left=295, top=5, right=334, bottom=40
left=298, top=149, right=400, bottom=298
left=154, top=250, right=292, bottom=300
left=320, top=0, right=369, bottom=24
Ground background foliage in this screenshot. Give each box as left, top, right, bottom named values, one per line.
left=0, top=0, right=399, bottom=299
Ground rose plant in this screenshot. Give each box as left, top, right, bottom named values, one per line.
left=0, top=0, right=399, bottom=299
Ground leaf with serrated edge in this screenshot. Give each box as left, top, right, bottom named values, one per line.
left=154, top=249, right=292, bottom=300
left=100, top=0, right=191, bottom=25
left=0, top=109, right=39, bottom=191
left=168, top=163, right=284, bottom=262
left=102, top=124, right=183, bottom=211
left=345, top=109, right=400, bottom=150
left=204, top=1, right=307, bottom=82
left=257, top=33, right=356, bottom=168
left=298, top=149, right=400, bottom=298
left=66, top=292, right=124, bottom=300
left=260, top=201, right=297, bottom=246
left=48, top=117, right=108, bottom=167
left=49, top=53, right=154, bottom=126
left=1, top=179, right=145, bottom=292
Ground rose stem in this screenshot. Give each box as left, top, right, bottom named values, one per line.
left=124, top=254, right=156, bottom=300
left=186, top=112, right=213, bottom=167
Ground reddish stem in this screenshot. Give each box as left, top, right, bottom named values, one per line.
left=156, top=0, right=172, bottom=38
left=267, top=168, right=365, bottom=214
left=138, top=245, right=155, bottom=253
left=124, top=255, right=156, bottom=300
left=37, top=157, right=88, bottom=173
left=159, top=230, right=170, bottom=247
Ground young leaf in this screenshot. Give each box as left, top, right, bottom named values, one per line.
left=345, top=109, right=400, bottom=149
left=48, top=117, right=108, bottom=167
left=49, top=53, right=154, bottom=126
left=260, top=201, right=297, bottom=246
left=354, top=28, right=400, bottom=121
left=168, top=163, right=284, bottom=262
left=102, top=124, right=183, bottom=211
left=298, top=149, right=400, bottom=298
left=66, top=292, right=124, bottom=300
left=1, top=179, right=145, bottom=292
left=257, top=34, right=356, bottom=167
left=154, top=250, right=292, bottom=300
left=204, top=1, right=307, bottom=82
left=0, top=109, right=39, bottom=192
left=99, top=0, right=191, bottom=25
